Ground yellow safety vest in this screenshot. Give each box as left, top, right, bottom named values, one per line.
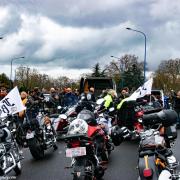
left=104, top=94, right=113, bottom=109
left=117, top=98, right=129, bottom=110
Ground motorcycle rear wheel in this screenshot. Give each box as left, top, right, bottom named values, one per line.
left=28, top=138, right=44, bottom=160
left=73, top=174, right=95, bottom=180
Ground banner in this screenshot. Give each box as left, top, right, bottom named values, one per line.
left=0, top=87, right=26, bottom=118
left=128, top=78, right=153, bottom=101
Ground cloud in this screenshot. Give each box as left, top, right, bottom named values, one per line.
left=150, top=0, right=180, bottom=21
left=0, top=0, right=180, bottom=79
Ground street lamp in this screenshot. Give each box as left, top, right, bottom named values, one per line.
left=126, top=27, right=147, bottom=82
left=10, top=56, right=25, bottom=89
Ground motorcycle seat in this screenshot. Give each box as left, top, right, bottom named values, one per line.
left=139, top=150, right=154, bottom=157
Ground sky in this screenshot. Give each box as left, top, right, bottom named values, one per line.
left=0, top=0, right=180, bottom=79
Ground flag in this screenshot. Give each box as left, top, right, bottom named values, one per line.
left=0, top=87, right=26, bottom=118
left=128, top=78, right=153, bottom=101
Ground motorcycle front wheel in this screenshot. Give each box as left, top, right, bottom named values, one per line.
left=14, top=161, right=22, bottom=175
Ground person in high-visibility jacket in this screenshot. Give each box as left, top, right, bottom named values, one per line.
left=97, top=89, right=117, bottom=113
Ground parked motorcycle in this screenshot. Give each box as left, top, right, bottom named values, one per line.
left=137, top=109, right=180, bottom=180
left=63, top=118, right=106, bottom=180
left=24, top=108, right=57, bottom=160
left=51, top=105, right=77, bottom=140
left=0, top=116, right=22, bottom=177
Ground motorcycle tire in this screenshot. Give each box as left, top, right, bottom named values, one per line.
left=101, top=150, right=108, bottom=162
left=73, top=159, right=95, bottom=180
left=14, top=161, right=22, bottom=175
left=73, top=174, right=93, bottom=180
left=28, top=138, right=44, bottom=160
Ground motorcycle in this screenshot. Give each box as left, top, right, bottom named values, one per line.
left=24, top=108, right=57, bottom=160
left=51, top=105, right=77, bottom=140
left=63, top=118, right=106, bottom=180
left=137, top=109, right=180, bottom=180
left=0, top=116, right=22, bottom=177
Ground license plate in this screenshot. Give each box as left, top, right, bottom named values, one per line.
left=66, top=147, right=86, bottom=157
left=26, top=132, right=34, bottom=139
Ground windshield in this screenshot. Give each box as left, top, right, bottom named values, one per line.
left=68, top=118, right=88, bottom=135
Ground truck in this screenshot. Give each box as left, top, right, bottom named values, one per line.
left=79, top=77, right=116, bottom=97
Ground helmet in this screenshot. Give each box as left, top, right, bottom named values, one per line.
left=77, top=110, right=97, bottom=126
left=111, top=126, right=129, bottom=146
left=68, top=118, right=88, bottom=135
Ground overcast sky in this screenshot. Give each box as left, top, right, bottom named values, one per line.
left=0, top=0, right=180, bottom=79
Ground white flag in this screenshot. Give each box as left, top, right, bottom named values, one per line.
left=0, top=87, right=26, bottom=118
left=128, top=78, right=153, bottom=101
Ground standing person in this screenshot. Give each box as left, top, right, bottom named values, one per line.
left=171, top=90, right=180, bottom=128
left=0, top=87, right=7, bottom=100
left=49, top=87, right=59, bottom=113
left=19, top=91, right=28, bottom=120
left=97, top=89, right=117, bottom=113
left=63, top=88, right=77, bottom=107
left=58, top=88, right=65, bottom=106
left=26, top=90, right=40, bottom=120
left=86, top=87, right=96, bottom=102
left=33, top=87, right=44, bottom=101
left=116, top=88, right=129, bottom=106
left=118, top=88, right=127, bottom=100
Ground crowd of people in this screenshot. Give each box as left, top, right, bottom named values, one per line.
left=0, top=85, right=180, bottom=127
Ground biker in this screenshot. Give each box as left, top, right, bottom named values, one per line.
left=87, top=87, right=96, bottom=102
left=97, top=89, right=117, bottom=114
left=26, top=89, right=44, bottom=120
left=63, top=88, right=77, bottom=107
left=171, top=90, right=180, bottom=128
left=48, top=87, right=59, bottom=114
left=0, top=87, right=7, bottom=100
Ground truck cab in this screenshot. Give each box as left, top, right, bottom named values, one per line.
left=79, top=77, right=116, bottom=97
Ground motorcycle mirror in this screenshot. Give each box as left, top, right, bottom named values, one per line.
left=59, top=114, right=67, bottom=119
left=109, top=107, right=115, bottom=112
left=96, top=98, right=104, bottom=105
left=57, top=106, right=62, bottom=110
left=148, top=102, right=153, bottom=106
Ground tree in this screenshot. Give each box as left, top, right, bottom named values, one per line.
left=0, top=73, right=10, bottom=88
left=105, top=54, right=144, bottom=90
left=14, top=65, right=79, bottom=91
left=91, top=63, right=106, bottom=77
left=153, top=59, right=180, bottom=93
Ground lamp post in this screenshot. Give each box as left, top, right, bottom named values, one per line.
left=126, top=27, right=147, bottom=82
left=110, top=55, right=125, bottom=88
left=10, top=56, right=25, bottom=89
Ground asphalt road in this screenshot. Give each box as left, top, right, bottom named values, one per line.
left=9, top=130, right=179, bottom=180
